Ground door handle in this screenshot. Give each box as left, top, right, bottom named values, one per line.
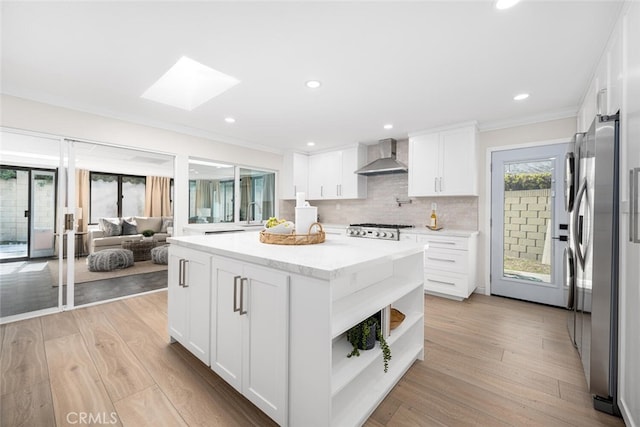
left=239, top=277, right=248, bottom=315
left=631, top=168, right=640, bottom=243
left=572, top=178, right=587, bottom=268
left=233, top=275, right=241, bottom=312
left=552, top=236, right=569, bottom=242
left=181, top=260, right=189, bottom=287
left=178, top=259, right=188, bottom=287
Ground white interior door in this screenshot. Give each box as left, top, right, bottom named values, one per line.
left=490, top=143, right=569, bottom=306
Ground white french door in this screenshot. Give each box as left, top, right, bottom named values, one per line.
left=59, top=139, right=79, bottom=309
left=490, top=143, right=570, bottom=307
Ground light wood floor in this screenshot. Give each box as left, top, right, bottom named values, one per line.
left=0, top=292, right=625, bottom=426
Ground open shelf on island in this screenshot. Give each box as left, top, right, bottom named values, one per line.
left=331, top=311, right=423, bottom=396
left=331, top=335, right=424, bottom=427
left=331, top=279, right=423, bottom=339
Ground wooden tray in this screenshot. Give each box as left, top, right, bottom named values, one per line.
left=259, top=222, right=325, bottom=245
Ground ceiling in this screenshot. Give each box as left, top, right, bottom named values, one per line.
left=1, top=1, right=623, bottom=154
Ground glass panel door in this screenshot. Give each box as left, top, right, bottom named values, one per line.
left=30, top=170, right=56, bottom=258
left=0, top=132, right=62, bottom=321
left=0, top=167, right=29, bottom=260
left=490, top=143, right=570, bottom=307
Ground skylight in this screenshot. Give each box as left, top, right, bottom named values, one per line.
left=141, top=56, right=240, bottom=111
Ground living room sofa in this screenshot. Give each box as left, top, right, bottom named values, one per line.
left=89, top=216, right=172, bottom=253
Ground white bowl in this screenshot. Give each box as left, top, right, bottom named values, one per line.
left=264, top=221, right=295, bottom=234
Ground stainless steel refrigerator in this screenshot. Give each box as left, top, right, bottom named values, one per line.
left=564, top=113, right=620, bottom=415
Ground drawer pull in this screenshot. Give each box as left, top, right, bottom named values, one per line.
left=428, top=240, right=456, bottom=245
left=427, top=256, right=456, bottom=263
left=427, top=278, right=456, bottom=286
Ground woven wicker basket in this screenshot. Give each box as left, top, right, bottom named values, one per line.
left=259, top=222, right=325, bottom=245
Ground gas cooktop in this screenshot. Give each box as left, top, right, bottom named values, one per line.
left=346, top=223, right=414, bottom=240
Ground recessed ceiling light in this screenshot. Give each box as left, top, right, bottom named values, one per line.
left=495, top=0, right=520, bottom=10
left=306, top=80, right=321, bottom=89
left=307, top=141, right=316, bottom=147
left=141, top=56, right=240, bottom=111
left=224, top=117, right=236, bottom=123
left=384, top=124, right=393, bottom=130
left=513, top=93, right=530, bottom=101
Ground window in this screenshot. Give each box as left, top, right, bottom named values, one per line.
left=90, top=172, right=145, bottom=223
left=188, top=159, right=276, bottom=224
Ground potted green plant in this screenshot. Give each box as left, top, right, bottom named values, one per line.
left=141, top=229, right=155, bottom=241
left=346, top=315, right=392, bottom=373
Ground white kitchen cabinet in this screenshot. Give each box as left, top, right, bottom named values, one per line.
left=168, top=245, right=211, bottom=365
left=280, top=152, right=309, bottom=199
left=308, top=150, right=341, bottom=199
left=210, top=256, right=289, bottom=426
left=307, top=145, right=367, bottom=200
left=408, top=124, right=478, bottom=197
left=402, top=232, right=478, bottom=300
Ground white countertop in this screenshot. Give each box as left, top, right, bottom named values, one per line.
left=313, top=223, right=477, bottom=238
left=168, top=231, right=424, bottom=281
left=182, top=223, right=263, bottom=233
left=403, top=227, right=479, bottom=237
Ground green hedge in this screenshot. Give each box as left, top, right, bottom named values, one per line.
left=504, top=172, right=551, bottom=191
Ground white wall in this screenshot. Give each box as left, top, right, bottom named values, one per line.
left=0, top=94, right=283, bottom=235
left=476, top=117, right=577, bottom=294
left=615, top=2, right=640, bottom=425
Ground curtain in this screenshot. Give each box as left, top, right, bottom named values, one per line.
left=75, top=168, right=90, bottom=253
left=145, top=176, right=172, bottom=217
left=195, top=180, right=213, bottom=221
left=240, top=176, right=252, bottom=221
left=212, top=181, right=221, bottom=222
left=262, top=173, right=275, bottom=219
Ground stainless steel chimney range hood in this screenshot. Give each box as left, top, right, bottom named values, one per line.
left=354, top=138, right=408, bottom=176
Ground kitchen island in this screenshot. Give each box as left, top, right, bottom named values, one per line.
left=167, top=231, right=425, bottom=426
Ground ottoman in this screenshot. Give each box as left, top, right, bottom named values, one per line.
left=87, top=249, right=134, bottom=272
left=151, top=245, right=169, bottom=265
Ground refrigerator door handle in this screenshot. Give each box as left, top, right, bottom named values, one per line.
left=631, top=168, right=640, bottom=243
left=573, top=178, right=588, bottom=268
left=564, top=247, right=576, bottom=310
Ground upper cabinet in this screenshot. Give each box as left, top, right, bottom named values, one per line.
left=577, top=23, right=623, bottom=132
left=408, top=123, right=478, bottom=197
left=280, top=152, right=308, bottom=199
left=283, top=144, right=367, bottom=200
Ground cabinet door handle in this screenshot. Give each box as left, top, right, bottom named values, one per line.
left=439, top=177, right=443, bottom=192
left=178, top=259, right=184, bottom=287
left=427, top=256, right=456, bottom=263
left=427, top=278, right=456, bottom=286
left=321, top=185, right=324, bottom=197
left=434, top=177, right=437, bottom=193
left=239, top=277, right=248, bottom=315
left=233, top=275, right=241, bottom=312
left=293, top=185, right=297, bottom=195
left=428, top=240, right=456, bottom=245
left=181, top=260, right=189, bottom=287
left=631, top=168, right=640, bottom=243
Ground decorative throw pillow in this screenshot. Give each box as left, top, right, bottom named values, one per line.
left=161, top=217, right=173, bottom=233
left=134, top=216, right=162, bottom=233
left=99, top=217, right=122, bottom=237
left=122, top=218, right=138, bottom=235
